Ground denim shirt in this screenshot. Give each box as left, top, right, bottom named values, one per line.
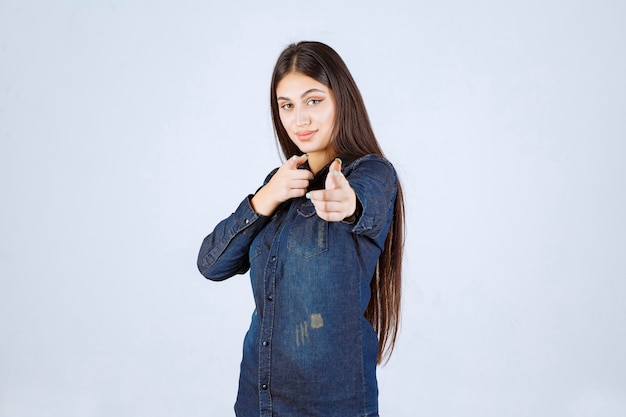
left=198, top=154, right=397, bottom=417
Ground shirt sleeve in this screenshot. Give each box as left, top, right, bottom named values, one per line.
left=197, top=169, right=279, bottom=281
left=197, top=195, right=271, bottom=281
left=345, top=156, right=398, bottom=245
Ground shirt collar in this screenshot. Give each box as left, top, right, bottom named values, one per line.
left=300, top=156, right=354, bottom=191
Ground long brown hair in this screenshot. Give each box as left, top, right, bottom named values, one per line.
left=270, top=41, right=405, bottom=364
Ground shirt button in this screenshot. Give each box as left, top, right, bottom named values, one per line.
left=271, top=256, right=276, bottom=261
left=261, top=384, right=268, bottom=390
left=262, top=341, right=269, bottom=347
left=244, top=218, right=249, bottom=224
left=267, top=295, right=273, bottom=302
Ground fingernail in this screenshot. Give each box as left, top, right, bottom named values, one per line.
left=305, top=192, right=311, bottom=199
left=333, top=170, right=339, bottom=177
left=334, top=158, right=342, bottom=165
left=292, top=155, right=298, bottom=161
left=301, top=153, right=308, bottom=158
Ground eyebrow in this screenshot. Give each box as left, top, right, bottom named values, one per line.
left=277, top=88, right=326, bottom=101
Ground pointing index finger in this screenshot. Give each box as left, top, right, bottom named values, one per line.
left=288, top=154, right=308, bottom=169
left=326, top=158, right=345, bottom=190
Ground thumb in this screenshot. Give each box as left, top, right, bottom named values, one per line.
left=325, top=158, right=343, bottom=190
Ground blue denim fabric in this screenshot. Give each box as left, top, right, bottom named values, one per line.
left=198, top=154, right=397, bottom=417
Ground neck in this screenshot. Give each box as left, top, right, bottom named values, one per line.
left=307, top=150, right=336, bottom=175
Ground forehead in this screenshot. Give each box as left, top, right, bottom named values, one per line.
left=276, top=72, right=330, bottom=98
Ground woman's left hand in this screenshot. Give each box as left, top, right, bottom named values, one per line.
left=307, top=158, right=357, bottom=222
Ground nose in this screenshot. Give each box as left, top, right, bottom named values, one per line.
left=296, top=107, right=310, bottom=126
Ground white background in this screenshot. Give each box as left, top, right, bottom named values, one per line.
left=1, top=1, right=625, bottom=416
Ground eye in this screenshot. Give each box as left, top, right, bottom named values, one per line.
left=307, top=99, right=322, bottom=106
left=280, top=103, right=292, bottom=110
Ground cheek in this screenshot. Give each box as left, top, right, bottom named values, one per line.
left=323, top=107, right=336, bottom=130
left=279, top=112, right=292, bottom=130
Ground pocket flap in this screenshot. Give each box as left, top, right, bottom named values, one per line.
left=296, top=201, right=317, bottom=218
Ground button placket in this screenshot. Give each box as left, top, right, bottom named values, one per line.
left=258, top=204, right=299, bottom=416
left=259, top=248, right=279, bottom=414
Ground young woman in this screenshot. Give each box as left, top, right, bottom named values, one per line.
left=198, top=41, right=405, bottom=417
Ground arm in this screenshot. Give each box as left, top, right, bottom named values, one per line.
left=197, top=154, right=313, bottom=281
left=197, top=196, right=270, bottom=281
left=347, top=156, right=398, bottom=241
left=307, top=156, right=397, bottom=240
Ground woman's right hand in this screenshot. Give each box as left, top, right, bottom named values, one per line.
left=251, top=154, right=312, bottom=216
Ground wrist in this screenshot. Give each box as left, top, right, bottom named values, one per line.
left=251, top=187, right=278, bottom=216
left=343, top=194, right=362, bottom=224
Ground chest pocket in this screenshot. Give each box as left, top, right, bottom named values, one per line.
left=287, top=201, right=329, bottom=258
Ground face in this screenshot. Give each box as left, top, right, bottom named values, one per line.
left=276, top=72, right=336, bottom=165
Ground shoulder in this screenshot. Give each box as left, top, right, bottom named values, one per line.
left=263, top=167, right=280, bottom=185
left=343, top=154, right=397, bottom=182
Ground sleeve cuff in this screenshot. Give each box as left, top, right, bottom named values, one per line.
left=237, top=195, right=271, bottom=237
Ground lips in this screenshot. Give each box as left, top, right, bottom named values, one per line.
left=295, top=130, right=316, bottom=141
